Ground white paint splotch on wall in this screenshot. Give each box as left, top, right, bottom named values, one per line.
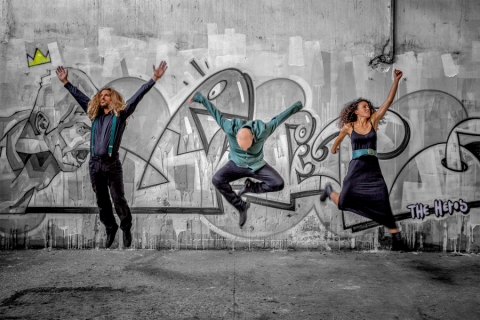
left=0, top=0, right=479, bottom=251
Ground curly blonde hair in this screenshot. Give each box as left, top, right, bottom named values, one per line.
left=337, top=98, right=376, bottom=128
left=87, top=88, right=125, bottom=120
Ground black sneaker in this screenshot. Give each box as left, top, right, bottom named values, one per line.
left=239, top=202, right=250, bottom=228
left=237, top=178, right=252, bottom=198
left=105, top=225, right=118, bottom=249
left=123, top=228, right=132, bottom=248
left=320, top=184, right=333, bottom=202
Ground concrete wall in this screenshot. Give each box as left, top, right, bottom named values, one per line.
left=0, top=0, right=479, bottom=251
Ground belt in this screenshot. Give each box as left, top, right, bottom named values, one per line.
left=352, top=148, right=377, bottom=159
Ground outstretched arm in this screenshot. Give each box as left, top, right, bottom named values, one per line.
left=124, top=61, right=168, bottom=117
left=330, top=124, right=351, bottom=154
left=189, top=93, right=231, bottom=131
left=264, top=101, right=303, bottom=135
left=371, top=69, right=403, bottom=129
left=56, top=66, right=90, bottom=112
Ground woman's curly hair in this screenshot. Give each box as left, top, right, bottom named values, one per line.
left=337, top=98, right=376, bottom=128
left=87, top=87, right=126, bottom=120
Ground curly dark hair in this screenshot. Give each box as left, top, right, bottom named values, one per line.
left=337, top=98, right=376, bottom=128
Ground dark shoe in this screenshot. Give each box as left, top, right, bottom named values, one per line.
left=123, top=228, right=132, bottom=248
left=391, top=232, right=409, bottom=251
left=237, top=178, right=252, bottom=198
left=105, top=225, right=118, bottom=249
left=239, top=202, right=250, bottom=228
left=320, top=184, right=333, bottom=202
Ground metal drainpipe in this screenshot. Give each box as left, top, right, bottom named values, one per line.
left=369, top=0, right=395, bottom=71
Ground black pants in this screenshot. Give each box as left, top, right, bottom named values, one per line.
left=212, top=160, right=284, bottom=211
left=89, top=155, right=132, bottom=232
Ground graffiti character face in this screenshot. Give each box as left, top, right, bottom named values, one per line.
left=30, top=71, right=95, bottom=172
left=0, top=69, right=97, bottom=223
left=3, top=69, right=96, bottom=206
left=53, top=105, right=91, bottom=170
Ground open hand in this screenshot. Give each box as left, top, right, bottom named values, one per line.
left=152, top=61, right=168, bottom=81
left=56, top=66, right=69, bottom=84
left=393, top=69, right=403, bottom=81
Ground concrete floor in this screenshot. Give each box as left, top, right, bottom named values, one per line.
left=0, top=249, right=479, bottom=320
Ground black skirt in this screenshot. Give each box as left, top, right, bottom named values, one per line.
left=338, top=156, right=397, bottom=229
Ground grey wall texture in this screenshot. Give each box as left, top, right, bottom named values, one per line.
left=0, top=0, right=479, bottom=251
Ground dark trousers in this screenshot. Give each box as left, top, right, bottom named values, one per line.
left=212, top=160, right=285, bottom=211
left=89, top=156, right=132, bottom=232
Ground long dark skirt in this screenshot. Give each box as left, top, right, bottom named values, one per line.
left=338, top=156, right=397, bottom=229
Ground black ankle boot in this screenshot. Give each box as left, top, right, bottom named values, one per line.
left=320, top=184, right=333, bottom=202
left=391, top=232, right=409, bottom=251
left=239, top=202, right=250, bottom=228
left=105, top=225, right=118, bottom=249
left=123, top=228, right=132, bottom=248
left=238, top=179, right=252, bottom=197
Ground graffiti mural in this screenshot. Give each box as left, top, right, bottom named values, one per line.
left=1, top=23, right=480, bottom=251
left=0, top=69, right=97, bottom=234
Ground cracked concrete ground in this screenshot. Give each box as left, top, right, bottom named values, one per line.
left=0, top=249, right=479, bottom=319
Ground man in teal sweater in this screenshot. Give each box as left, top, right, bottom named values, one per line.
left=190, top=93, right=303, bottom=227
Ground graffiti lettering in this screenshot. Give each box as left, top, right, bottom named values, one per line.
left=407, top=199, right=469, bottom=220
left=407, top=203, right=430, bottom=219
left=434, top=199, right=469, bottom=216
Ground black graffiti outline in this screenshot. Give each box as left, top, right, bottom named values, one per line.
left=440, top=117, right=480, bottom=172
left=284, top=112, right=317, bottom=184
left=242, top=174, right=340, bottom=210
left=137, top=68, right=255, bottom=191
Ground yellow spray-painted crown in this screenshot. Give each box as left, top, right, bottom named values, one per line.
left=27, top=48, right=51, bottom=67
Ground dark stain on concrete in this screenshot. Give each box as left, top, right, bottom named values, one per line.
left=414, top=261, right=455, bottom=285
left=1, top=286, right=128, bottom=306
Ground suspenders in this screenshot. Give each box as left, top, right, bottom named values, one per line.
left=90, top=115, right=118, bottom=157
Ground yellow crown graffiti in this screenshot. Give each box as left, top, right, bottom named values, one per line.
left=27, top=48, right=51, bottom=67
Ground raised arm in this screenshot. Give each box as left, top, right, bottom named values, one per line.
left=189, top=93, right=231, bottom=130
left=330, top=124, right=352, bottom=154
left=124, top=61, right=168, bottom=117
left=371, top=69, right=403, bottom=129
left=56, top=66, right=90, bottom=112
left=264, top=101, right=303, bottom=135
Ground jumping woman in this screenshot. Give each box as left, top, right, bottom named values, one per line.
left=320, top=69, right=407, bottom=251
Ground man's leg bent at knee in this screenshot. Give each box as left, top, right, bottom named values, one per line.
left=212, top=161, right=250, bottom=227
left=239, top=163, right=284, bottom=195
left=212, top=162, right=248, bottom=212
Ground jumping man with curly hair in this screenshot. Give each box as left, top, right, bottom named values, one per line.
left=320, top=69, right=408, bottom=251
left=56, top=62, right=168, bottom=248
